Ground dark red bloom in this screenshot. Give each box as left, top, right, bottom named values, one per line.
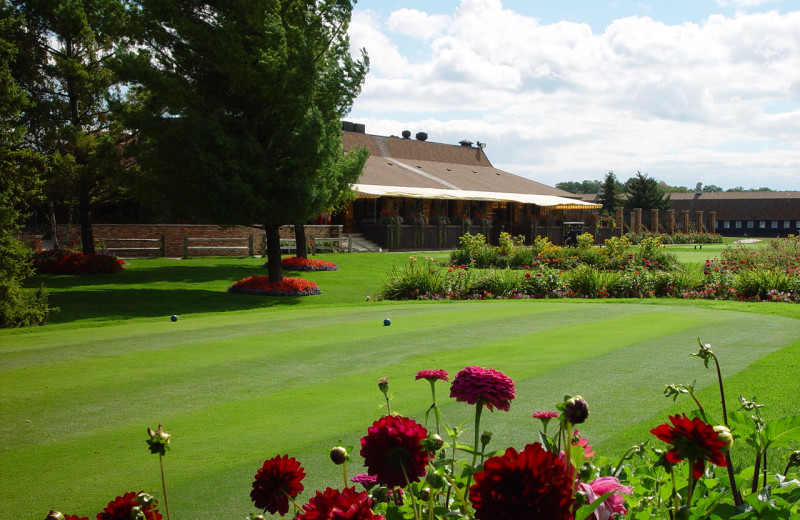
left=97, top=492, right=162, bottom=520
left=296, top=487, right=384, bottom=520
left=449, top=366, right=515, bottom=411
left=650, top=414, right=728, bottom=478
left=470, top=443, right=574, bottom=520
left=250, top=455, right=306, bottom=515
left=360, top=415, right=431, bottom=488
left=66, top=516, right=89, bottom=520
left=415, top=369, right=449, bottom=382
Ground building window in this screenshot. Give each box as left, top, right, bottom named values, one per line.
left=723, top=220, right=730, bottom=229
left=796, top=221, right=800, bottom=229
left=771, top=220, right=778, bottom=229
left=748, top=221, right=754, bottom=228
left=759, top=221, right=766, bottom=229
left=735, top=220, right=742, bottom=228
left=784, top=220, right=791, bottom=228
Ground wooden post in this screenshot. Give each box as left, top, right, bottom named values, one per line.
left=182, top=234, right=189, bottom=258
left=651, top=209, right=659, bottom=233
left=696, top=210, right=704, bottom=232
left=682, top=210, right=690, bottom=233
left=159, top=234, right=166, bottom=257
left=709, top=211, right=717, bottom=234
left=615, top=207, right=624, bottom=236
left=248, top=234, right=254, bottom=256
left=667, top=210, right=676, bottom=235
left=634, top=208, right=642, bottom=233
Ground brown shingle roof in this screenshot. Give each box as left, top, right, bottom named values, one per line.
left=343, top=131, right=577, bottom=198
left=669, top=192, right=800, bottom=221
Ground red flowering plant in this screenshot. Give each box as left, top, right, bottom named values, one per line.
left=264, top=257, right=339, bottom=272
left=33, top=248, right=125, bottom=275
left=228, top=275, right=321, bottom=296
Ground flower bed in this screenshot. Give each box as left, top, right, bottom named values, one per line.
left=264, top=256, right=339, bottom=271
left=227, top=275, right=321, bottom=296
left=32, top=249, right=125, bottom=275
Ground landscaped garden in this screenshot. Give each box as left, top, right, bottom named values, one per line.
left=2, top=241, right=799, bottom=519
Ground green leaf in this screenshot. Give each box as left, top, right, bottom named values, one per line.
left=574, top=491, right=614, bottom=520
left=764, top=416, right=800, bottom=448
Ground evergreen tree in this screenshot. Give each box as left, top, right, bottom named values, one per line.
left=0, top=8, right=50, bottom=327
left=11, top=0, right=130, bottom=254
left=597, top=171, right=623, bottom=214
left=114, top=0, right=368, bottom=281
left=624, top=171, right=671, bottom=212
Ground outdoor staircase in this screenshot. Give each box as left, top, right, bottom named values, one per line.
left=348, top=233, right=383, bottom=253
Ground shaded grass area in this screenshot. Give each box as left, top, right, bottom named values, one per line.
left=3, top=252, right=799, bottom=519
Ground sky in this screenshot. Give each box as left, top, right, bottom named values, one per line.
left=346, top=0, right=800, bottom=191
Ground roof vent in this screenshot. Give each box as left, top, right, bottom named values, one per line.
left=459, top=139, right=473, bottom=147
left=402, top=130, right=411, bottom=139
left=415, top=132, right=428, bottom=141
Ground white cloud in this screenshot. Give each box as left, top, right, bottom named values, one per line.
left=348, top=3, right=800, bottom=189
left=387, top=9, right=451, bottom=41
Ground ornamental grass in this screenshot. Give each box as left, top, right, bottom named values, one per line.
left=43, top=339, right=800, bottom=520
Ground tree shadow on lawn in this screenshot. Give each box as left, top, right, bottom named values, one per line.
left=31, top=262, right=267, bottom=288
left=46, top=287, right=305, bottom=324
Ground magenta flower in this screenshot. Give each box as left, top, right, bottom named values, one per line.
left=350, top=473, right=378, bottom=489
left=578, top=476, right=634, bottom=520
left=415, top=369, right=449, bottom=382
left=449, top=366, right=515, bottom=412
left=532, top=411, right=559, bottom=420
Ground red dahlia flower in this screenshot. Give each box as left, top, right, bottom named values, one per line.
left=296, top=487, right=384, bottom=520
left=360, top=415, right=430, bottom=488
left=470, top=443, right=574, bottom=520
left=650, top=414, right=728, bottom=478
left=97, top=492, right=162, bottom=520
left=450, top=366, right=515, bottom=411
left=250, top=455, right=306, bottom=515
left=415, top=369, right=449, bottom=382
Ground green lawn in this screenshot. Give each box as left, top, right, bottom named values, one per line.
left=2, top=248, right=798, bottom=519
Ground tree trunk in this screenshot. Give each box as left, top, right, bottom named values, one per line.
left=48, top=201, right=59, bottom=249
left=294, top=223, right=308, bottom=259
left=265, top=223, right=283, bottom=282
left=79, top=178, right=95, bottom=254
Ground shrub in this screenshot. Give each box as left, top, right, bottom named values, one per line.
left=33, top=249, right=124, bottom=275
left=382, top=257, right=447, bottom=300
left=469, top=269, right=526, bottom=298
left=734, top=268, right=800, bottom=301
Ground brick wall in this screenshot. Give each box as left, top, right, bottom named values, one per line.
left=54, top=224, right=343, bottom=257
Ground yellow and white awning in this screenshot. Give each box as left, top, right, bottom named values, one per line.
left=352, top=184, right=601, bottom=210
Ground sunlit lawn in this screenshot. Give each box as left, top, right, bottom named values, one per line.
left=2, top=243, right=798, bottom=519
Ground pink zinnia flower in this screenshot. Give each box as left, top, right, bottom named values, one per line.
left=532, top=411, right=559, bottom=420
left=350, top=473, right=378, bottom=489
left=360, top=415, right=431, bottom=488
left=415, top=369, right=449, bottom=382
left=578, top=476, right=634, bottom=520
left=573, top=429, right=595, bottom=458
left=450, top=366, right=515, bottom=411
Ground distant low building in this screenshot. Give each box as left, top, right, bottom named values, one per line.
left=669, top=191, right=800, bottom=237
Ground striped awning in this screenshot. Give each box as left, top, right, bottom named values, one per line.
left=352, top=184, right=601, bottom=210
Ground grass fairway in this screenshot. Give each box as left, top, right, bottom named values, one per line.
left=2, top=251, right=799, bottom=519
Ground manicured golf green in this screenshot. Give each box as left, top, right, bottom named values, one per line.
left=2, top=250, right=798, bottom=519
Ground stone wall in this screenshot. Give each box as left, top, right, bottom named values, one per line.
left=53, top=224, right=342, bottom=257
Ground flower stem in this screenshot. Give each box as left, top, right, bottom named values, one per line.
left=401, top=465, right=422, bottom=520
left=686, top=463, right=695, bottom=507
left=711, top=353, right=742, bottom=506
left=159, top=453, right=171, bottom=520
left=342, top=462, right=348, bottom=490
left=611, top=446, right=637, bottom=477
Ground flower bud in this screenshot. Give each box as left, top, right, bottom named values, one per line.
left=377, top=377, right=389, bottom=396
left=330, top=446, right=348, bottom=465
left=563, top=396, right=589, bottom=424
left=45, top=511, right=65, bottom=520
left=419, top=488, right=431, bottom=501
left=425, top=471, right=445, bottom=489
left=480, top=431, right=493, bottom=448
left=713, top=425, right=734, bottom=452
left=253, top=515, right=266, bottom=520
left=428, top=433, right=444, bottom=452
left=129, top=505, right=144, bottom=520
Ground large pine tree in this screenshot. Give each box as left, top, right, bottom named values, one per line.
left=114, top=0, right=368, bottom=281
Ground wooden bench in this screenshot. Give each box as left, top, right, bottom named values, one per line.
left=310, top=236, right=351, bottom=254
left=280, top=239, right=297, bottom=253
left=183, top=234, right=255, bottom=257
left=98, top=236, right=166, bottom=257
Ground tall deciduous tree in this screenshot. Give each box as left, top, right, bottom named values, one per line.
left=114, top=0, right=368, bottom=280
left=624, top=171, right=671, bottom=212
left=11, top=0, right=129, bottom=253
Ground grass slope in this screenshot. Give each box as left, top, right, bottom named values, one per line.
left=2, top=250, right=799, bottom=519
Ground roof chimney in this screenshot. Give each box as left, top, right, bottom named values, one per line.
left=459, top=139, right=473, bottom=147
